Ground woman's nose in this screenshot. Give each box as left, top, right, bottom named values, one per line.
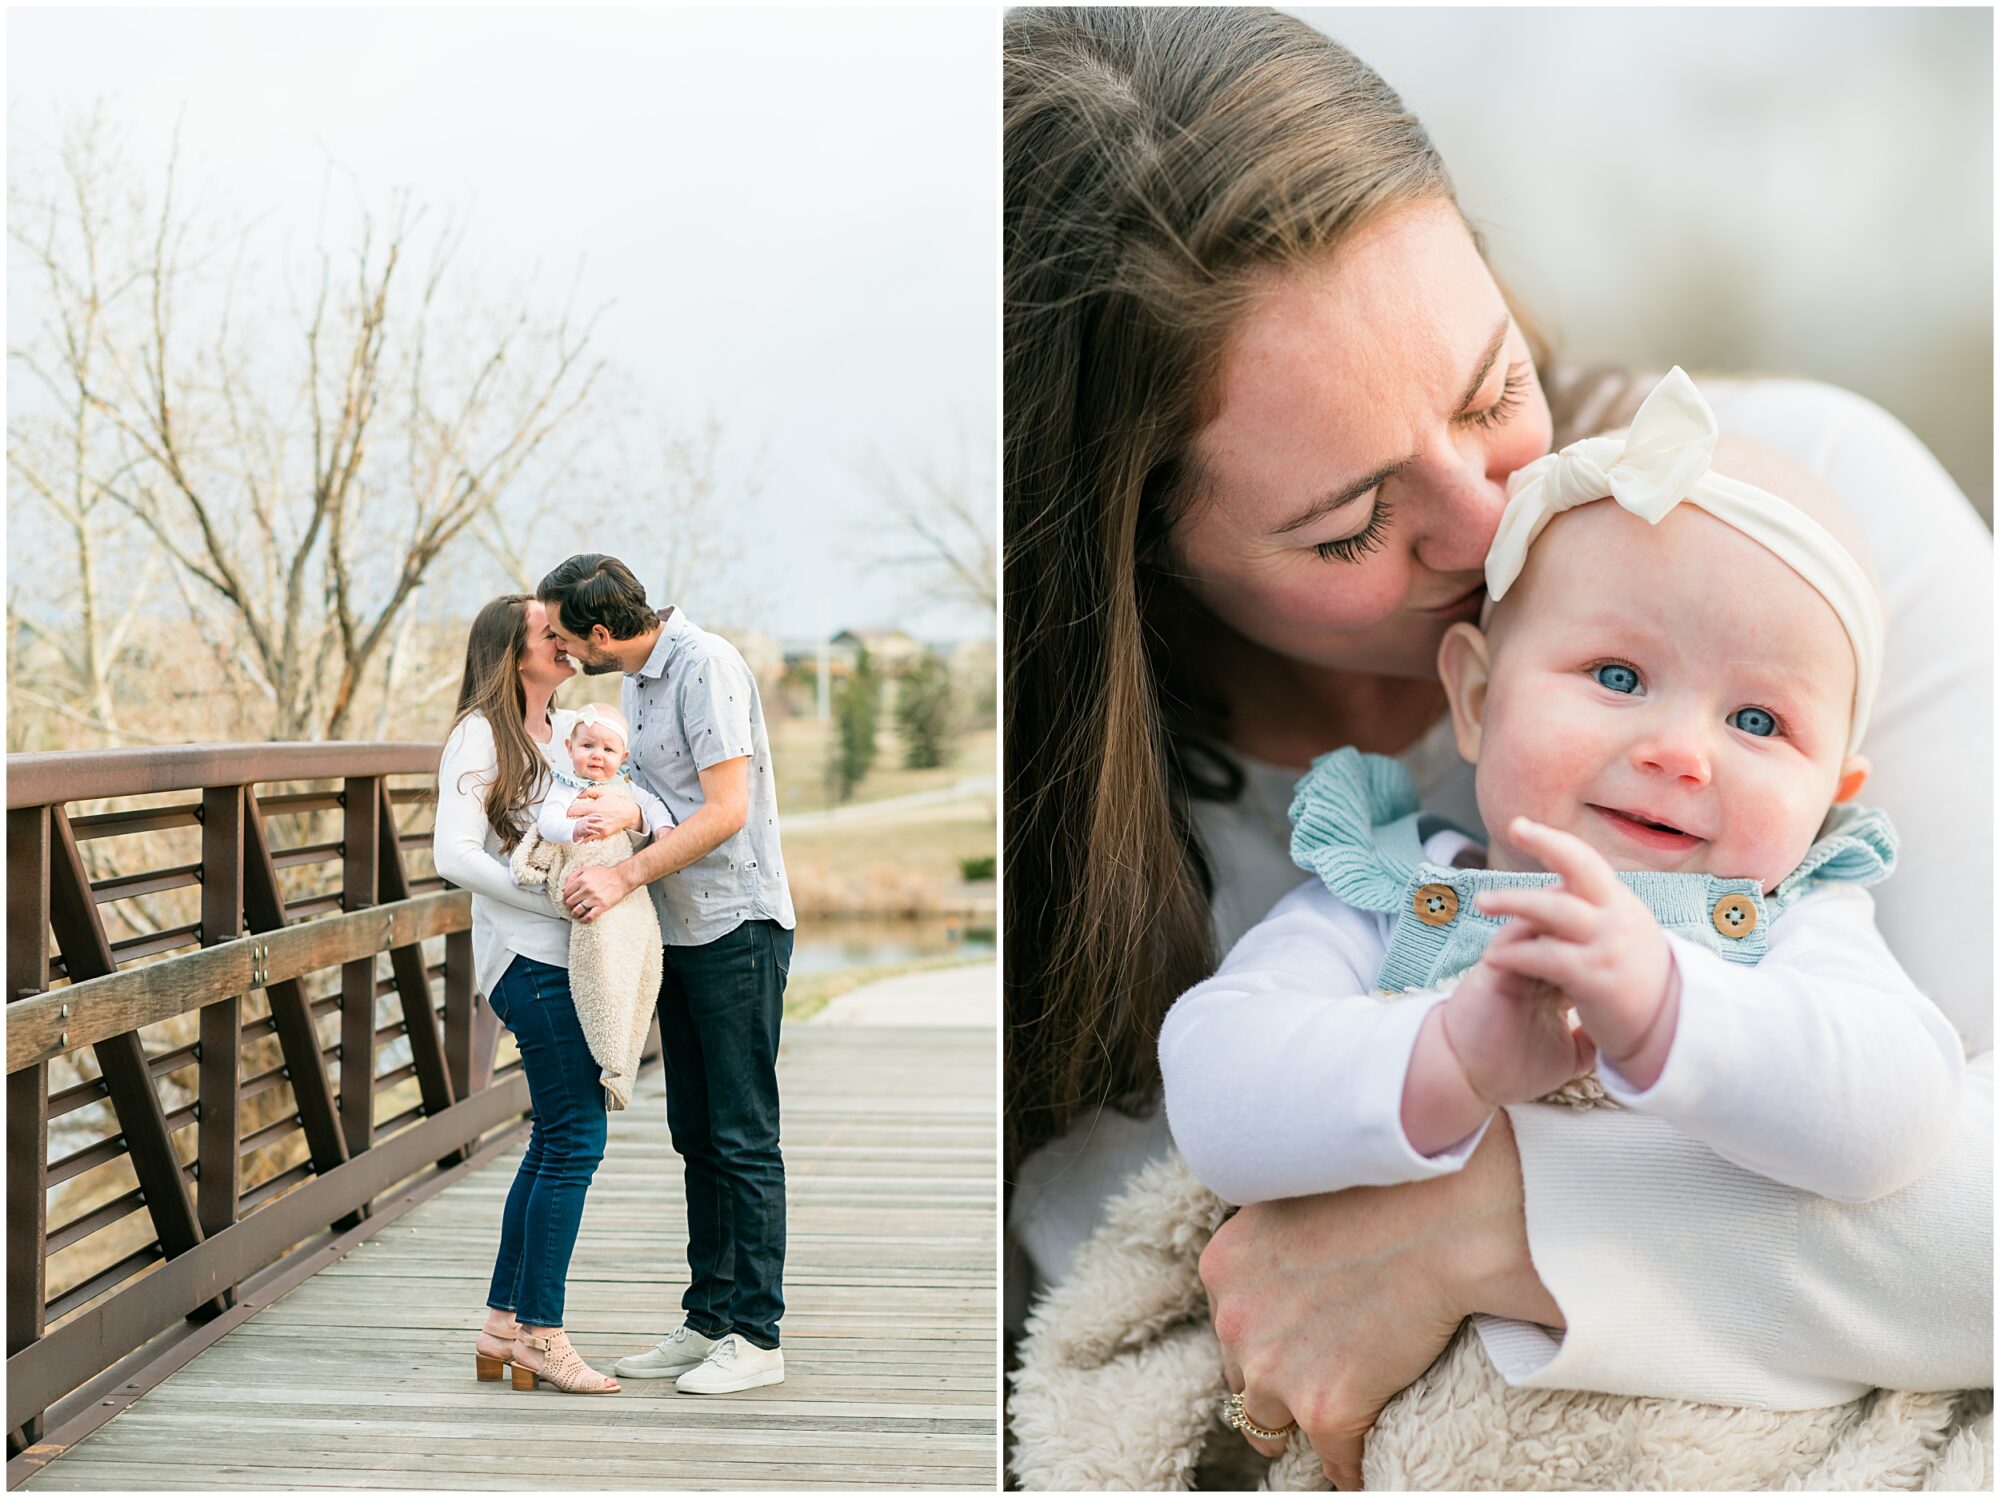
left=1412, top=444, right=1510, bottom=574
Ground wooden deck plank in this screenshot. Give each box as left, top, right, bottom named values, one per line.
left=21, top=1024, right=997, bottom=1491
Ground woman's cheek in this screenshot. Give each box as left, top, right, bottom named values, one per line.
left=1278, top=553, right=1411, bottom=630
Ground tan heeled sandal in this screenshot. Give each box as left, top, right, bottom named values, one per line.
left=510, top=1329, right=620, bottom=1394
left=476, top=1314, right=521, bottom=1381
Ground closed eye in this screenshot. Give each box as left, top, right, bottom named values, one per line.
left=1459, top=361, right=1531, bottom=432
left=1313, top=498, right=1395, bottom=563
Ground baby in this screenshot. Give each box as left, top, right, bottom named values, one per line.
left=510, top=704, right=673, bottom=1109
left=1160, top=366, right=1963, bottom=1212
left=1009, top=370, right=1975, bottom=1492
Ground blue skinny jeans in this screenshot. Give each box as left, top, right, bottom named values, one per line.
left=484, top=955, right=607, bottom=1328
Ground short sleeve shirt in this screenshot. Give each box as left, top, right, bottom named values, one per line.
left=621, top=607, right=795, bottom=945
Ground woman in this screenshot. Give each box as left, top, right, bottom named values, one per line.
left=434, top=595, right=620, bottom=1395
left=1003, top=7, right=1992, bottom=1485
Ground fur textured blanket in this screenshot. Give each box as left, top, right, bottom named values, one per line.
left=509, top=826, right=662, bottom=1110
left=1009, top=1149, right=1992, bottom=1491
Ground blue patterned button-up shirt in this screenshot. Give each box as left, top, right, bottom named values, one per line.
left=622, top=608, right=795, bottom=946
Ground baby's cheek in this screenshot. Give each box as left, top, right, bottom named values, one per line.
left=1720, top=782, right=1826, bottom=889
left=1476, top=706, right=1602, bottom=835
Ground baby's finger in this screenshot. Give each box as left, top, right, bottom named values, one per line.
left=1508, top=817, right=1618, bottom=902
left=1474, top=886, right=1597, bottom=942
left=1481, top=931, right=1586, bottom=994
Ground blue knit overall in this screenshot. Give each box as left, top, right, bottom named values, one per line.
left=1287, top=748, right=1898, bottom=996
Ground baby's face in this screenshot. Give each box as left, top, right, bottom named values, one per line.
left=568, top=723, right=627, bottom=782
left=1450, top=500, right=1862, bottom=892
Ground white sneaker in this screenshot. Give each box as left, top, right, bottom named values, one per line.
left=613, top=1324, right=721, bottom=1379
left=674, top=1334, right=784, bottom=1394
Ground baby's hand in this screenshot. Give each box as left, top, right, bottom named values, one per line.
left=568, top=785, right=644, bottom=842
left=1474, top=817, right=1676, bottom=1070
left=1438, top=923, right=1596, bottom=1108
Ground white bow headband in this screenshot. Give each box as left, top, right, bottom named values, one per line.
left=569, top=703, right=629, bottom=748
left=1483, top=366, right=1882, bottom=755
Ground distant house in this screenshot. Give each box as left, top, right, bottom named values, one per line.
left=828, top=628, right=922, bottom=677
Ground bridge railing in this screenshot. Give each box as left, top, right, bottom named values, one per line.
left=4, top=742, right=605, bottom=1452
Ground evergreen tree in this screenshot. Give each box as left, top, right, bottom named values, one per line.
left=830, top=645, right=879, bottom=802
left=896, top=650, right=957, bottom=770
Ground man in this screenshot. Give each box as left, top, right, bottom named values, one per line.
left=537, top=553, right=795, bottom=1395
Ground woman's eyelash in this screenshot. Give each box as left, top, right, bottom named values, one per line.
left=1313, top=498, right=1394, bottom=563
left=1461, top=360, right=1531, bottom=431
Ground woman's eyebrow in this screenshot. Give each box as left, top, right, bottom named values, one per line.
left=1270, top=316, right=1511, bottom=538
left=1270, top=458, right=1409, bottom=535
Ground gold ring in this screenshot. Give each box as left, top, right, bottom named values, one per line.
left=1221, top=1391, right=1297, bottom=1441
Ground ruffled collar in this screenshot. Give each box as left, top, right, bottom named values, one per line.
left=550, top=764, right=632, bottom=793
left=1290, top=746, right=1896, bottom=916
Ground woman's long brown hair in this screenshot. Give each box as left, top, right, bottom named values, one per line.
left=1003, top=7, right=1581, bottom=1176
left=445, top=595, right=554, bottom=852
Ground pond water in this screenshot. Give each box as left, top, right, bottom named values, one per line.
left=791, top=915, right=995, bottom=975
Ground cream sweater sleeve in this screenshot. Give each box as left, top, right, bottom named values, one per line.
left=1498, top=380, right=1994, bottom=1404
left=1596, top=887, right=1963, bottom=1204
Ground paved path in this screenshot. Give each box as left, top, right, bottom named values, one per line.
left=22, top=1025, right=997, bottom=1492
left=783, top=778, right=996, bottom=832
left=812, top=961, right=996, bottom=1029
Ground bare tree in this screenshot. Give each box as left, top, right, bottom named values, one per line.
left=859, top=423, right=996, bottom=615
left=11, top=111, right=609, bottom=744
left=473, top=405, right=765, bottom=630
left=7, top=110, right=165, bottom=737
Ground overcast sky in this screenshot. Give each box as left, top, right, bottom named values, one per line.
left=8, top=7, right=998, bottom=641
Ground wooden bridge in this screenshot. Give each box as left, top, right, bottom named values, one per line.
left=5, top=745, right=997, bottom=1490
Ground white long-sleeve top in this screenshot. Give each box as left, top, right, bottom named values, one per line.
left=432, top=710, right=576, bottom=997
left=1160, top=830, right=1965, bottom=1211
left=534, top=777, right=674, bottom=845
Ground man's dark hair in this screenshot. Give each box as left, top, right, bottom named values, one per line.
left=537, top=554, right=656, bottom=641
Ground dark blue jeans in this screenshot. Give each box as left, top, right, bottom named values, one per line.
left=658, top=918, right=791, bottom=1350
left=484, top=955, right=607, bottom=1328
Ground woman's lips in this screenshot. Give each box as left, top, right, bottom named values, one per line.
left=1590, top=804, right=1704, bottom=852
left=1418, top=581, right=1485, bottom=618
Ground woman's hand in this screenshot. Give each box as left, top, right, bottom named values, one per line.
left=1201, top=1111, right=1562, bottom=1489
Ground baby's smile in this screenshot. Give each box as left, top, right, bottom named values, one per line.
left=1587, top=803, right=1707, bottom=853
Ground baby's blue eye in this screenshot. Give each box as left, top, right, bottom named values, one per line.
left=1592, top=663, right=1641, bottom=694
left=1729, top=706, right=1779, bottom=738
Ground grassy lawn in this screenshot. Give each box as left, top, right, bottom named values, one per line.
left=769, top=714, right=995, bottom=815
left=784, top=812, right=996, bottom=916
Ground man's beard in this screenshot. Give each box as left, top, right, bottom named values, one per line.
left=579, top=657, right=620, bottom=676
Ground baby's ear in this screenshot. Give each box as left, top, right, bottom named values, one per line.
left=1435, top=622, right=1492, bottom=765
left=1833, top=754, right=1870, bottom=804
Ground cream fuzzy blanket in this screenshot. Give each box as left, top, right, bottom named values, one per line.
left=510, top=826, right=662, bottom=1110
left=1009, top=1147, right=1992, bottom=1491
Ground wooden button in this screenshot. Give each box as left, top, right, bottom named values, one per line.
left=1711, top=894, right=1757, bottom=939
left=1413, top=883, right=1459, bottom=927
